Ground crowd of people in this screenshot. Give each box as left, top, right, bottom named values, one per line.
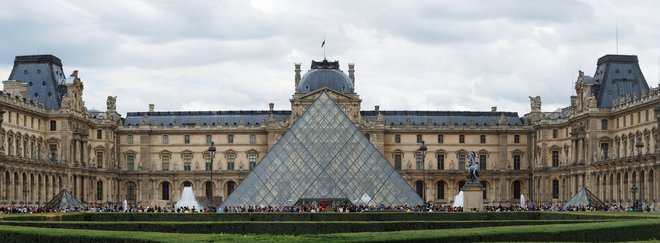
left=0, top=202, right=655, bottom=214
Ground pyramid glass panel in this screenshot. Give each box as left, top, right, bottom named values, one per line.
left=221, top=92, right=423, bottom=207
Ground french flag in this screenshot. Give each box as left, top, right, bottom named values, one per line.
left=321, top=40, right=325, bottom=48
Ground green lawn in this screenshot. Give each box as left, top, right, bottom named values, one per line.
left=0, top=212, right=658, bottom=242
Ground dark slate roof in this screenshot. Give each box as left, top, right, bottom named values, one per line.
left=8, top=55, right=67, bottom=109
left=123, top=110, right=292, bottom=126
left=361, top=110, right=524, bottom=126
left=588, top=54, right=649, bottom=108
left=296, top=59, right=354, bottom=94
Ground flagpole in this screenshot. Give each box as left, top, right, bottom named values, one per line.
left=323, top=36, right=326, bottom=59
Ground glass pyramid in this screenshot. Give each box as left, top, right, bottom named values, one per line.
left=221, top=92, right=423, bottom=207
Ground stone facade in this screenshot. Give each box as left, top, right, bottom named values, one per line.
left=0, top=54, right=658, bottom=209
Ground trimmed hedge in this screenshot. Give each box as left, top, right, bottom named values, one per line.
left=0, top=211, right=647, bottom=222
left=0, top=219, right=658, bottom=242
left=0, top=220, right=604, bottom=235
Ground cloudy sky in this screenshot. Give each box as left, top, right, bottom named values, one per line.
left=1, top=0, right=659, bottom=116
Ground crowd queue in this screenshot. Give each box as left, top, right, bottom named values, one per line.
left=0, top=202, right=654, bottom=214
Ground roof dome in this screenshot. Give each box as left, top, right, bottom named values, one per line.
left=296, top=59, right=354, bottom=94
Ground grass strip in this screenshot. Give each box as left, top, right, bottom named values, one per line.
left=0, top=218, right=658, bottom=242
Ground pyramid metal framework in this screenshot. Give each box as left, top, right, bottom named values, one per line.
left=563, top=187, right=606, bottom=208
left=221, top=92, right=423, bottom=207
left=43, top=189, right=86, bottom=210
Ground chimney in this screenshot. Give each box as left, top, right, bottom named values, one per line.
left=491, top=106, right=497, bottom=112
left=294, top=63, right=301, bottom=88
left=149, top=104, right=154, bottom=112
left=348, top=63, right=355, bottom=86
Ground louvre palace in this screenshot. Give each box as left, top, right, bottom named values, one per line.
left=0, top=54, right=657, bottom=209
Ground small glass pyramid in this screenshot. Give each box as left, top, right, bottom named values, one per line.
left=221, top=92, right=423, bottom=207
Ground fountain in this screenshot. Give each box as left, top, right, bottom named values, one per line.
left=175, top=186, right=202, bottom=211
left=520, top=194, right=526, bottom=209
left=452, top=191, right=464, bottom=208
left=123, top=200, right=128, bottom=212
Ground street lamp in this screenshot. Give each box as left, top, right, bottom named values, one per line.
left=207, top=141, right=216, bottom=211
left=630, top=184, right=638, bottom=211
left=635, top=136, right=644, bottom=158
left=418, top=140, right=428, bottom=203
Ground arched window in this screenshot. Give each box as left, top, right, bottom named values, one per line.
left=127, top=182, right=136, bottom=204
left=437, top=181, right=445, bottom=200
left=394, top=134, right=401, bottom=144
left=96, top=181, right=103, bottom=201
left=162, top=182, right=170, bottom=200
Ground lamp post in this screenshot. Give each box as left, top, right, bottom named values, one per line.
left=418, top=140, right=428, bottom=203
left=630, top=184, right=638, bottom=211
left=207, top=142, right=216, bottom=211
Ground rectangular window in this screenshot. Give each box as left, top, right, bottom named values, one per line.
left=206, top=135, right=212, bottom=144
left=249, top=153, right=257, bottom=170
left=458, top=153, right=466, bottom=170
left=394, top=154, right=402, bottom=170
left=479, top=154, right=487, bottom=171
left=416, top=154, right=423, bottom=170
left=127, top=135, right=133, bottom=145
left=127, top=154, right=135, bottom=171
left=480, top=135, right=486, bottom=144
left=96, top=151, right=103, bottom=169
left=49, top=144, right=58, bottom=161
left=552, top=180, right=560, bottom=199
left=552, top=129, right=558, bottom=139
left=514, top=135, right=520, bottom=144
left=437, top=154, right=444, bottom=170
left=162, top=155, right=170, bottom=171
left=459, top=135, right=465, bottom=144
left=601, top=143, right=609, bottom=160
left=183, top=154, right=191, bottom=171
left=205, top=154, right=212, bottom=171
left=227, top=154, right=235, bottom=171
left=50, top=120, right=57, bottom=131
left=96, top=129, right=102, bottom=139
left=552, top=151, right=559, bottom=167
left=438, top=134, right=444, bottom=144
left=513, top=154, right=521, bottom=170
left=184, top=135, right=190, bottom=144
left=162, top=135, right=169, bottom=144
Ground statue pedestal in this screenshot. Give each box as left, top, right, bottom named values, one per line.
left=462, top=183, right=484, bottom=211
